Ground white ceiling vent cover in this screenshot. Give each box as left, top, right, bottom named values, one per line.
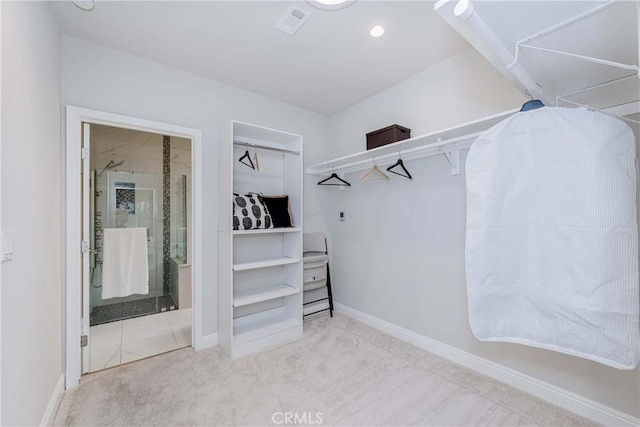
left=276, top=6, right=311, bottom=35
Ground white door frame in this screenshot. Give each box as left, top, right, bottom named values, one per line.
left=0, top=3, right=3, bottom=420
left=65, top=106, right=203, bottom=388
left=81, top=123, right=90, bottom=374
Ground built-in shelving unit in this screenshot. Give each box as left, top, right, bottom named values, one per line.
left=306, top=108, right=518, bottom=177
left=218, top=120, right=303, bottom=358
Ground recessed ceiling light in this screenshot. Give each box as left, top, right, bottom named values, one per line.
left=306, top=0, right=356, bottom=11
left=71, top=0, right=96, bottom=11
left=316, top=0, right=348, bottom=4
left=370, top=25, right=385, bottom=38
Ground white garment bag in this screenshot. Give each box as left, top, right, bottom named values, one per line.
left=465, top=107, right=639, bottom=369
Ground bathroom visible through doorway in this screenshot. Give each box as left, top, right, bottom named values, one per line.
left=84, top=124, right=193, bottom=372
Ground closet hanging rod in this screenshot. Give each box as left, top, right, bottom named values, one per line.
left=307, top=108, right=518, bottom=176
left=307, top=131, right=483, bottom=176
left=233, top=140, right=300, bottom=155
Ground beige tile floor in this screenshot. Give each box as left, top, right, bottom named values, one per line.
left=89, top=308, right=192, bottom=372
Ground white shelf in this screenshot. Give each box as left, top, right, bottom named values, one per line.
left=234, top=311, right=301, bottom=345
left=233, top=227, right=302, bottom=235
left=306, top=108, right=518, bottom=177
left=233, top=283, right=300, bottom=307
left=233, top=256, right=301, bottom=271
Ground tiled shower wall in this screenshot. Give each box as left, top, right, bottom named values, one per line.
left=163, top=135, right=171, bottom=294
left=90, top=125, right=192, bottom=308
left=169, top=137, right=192, bottom=264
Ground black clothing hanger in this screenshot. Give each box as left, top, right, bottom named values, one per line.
left=317, top=173, right=351, bottom=186
left=386, top=158, right=412, bottom=180
left=238, top=150, right=255, bottom=170
left=520, top=99, right=545, bottom=112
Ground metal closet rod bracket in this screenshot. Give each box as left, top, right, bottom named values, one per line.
left=438, top=138, right=461, bottom=175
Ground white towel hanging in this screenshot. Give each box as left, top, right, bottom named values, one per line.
left=102, top=227, right=149, bottom=299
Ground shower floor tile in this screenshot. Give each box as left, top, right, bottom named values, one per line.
left=90, top=295, right=177, bottom=326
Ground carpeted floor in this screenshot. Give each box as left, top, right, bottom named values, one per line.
left=54, top=314, right=596, bottom=426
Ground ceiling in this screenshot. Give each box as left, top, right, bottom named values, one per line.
left=49, top=1, right=469, bottom=116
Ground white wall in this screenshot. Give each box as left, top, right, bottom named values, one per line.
left=61, top=36, right=331, bottom=338
left=1, top=2, right=62, bottom=425
left=324, top=48, right=640, bottom=418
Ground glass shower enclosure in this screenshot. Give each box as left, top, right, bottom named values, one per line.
left=89, top=170, right=174, bottom=325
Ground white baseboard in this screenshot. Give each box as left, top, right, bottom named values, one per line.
left=40, top=374, right=65, bottom=426
left=199, top=333, right=219, bottom=350
left=334, top=302, right=639, bottom=427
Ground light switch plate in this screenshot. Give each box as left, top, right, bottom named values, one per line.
left=2, top=231, right=14, bottom=262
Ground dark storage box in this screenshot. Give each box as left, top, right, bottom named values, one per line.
left=366, top=124, right=411, bottom=150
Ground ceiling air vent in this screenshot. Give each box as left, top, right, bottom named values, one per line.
left=276, top=6, right=311, bottom=35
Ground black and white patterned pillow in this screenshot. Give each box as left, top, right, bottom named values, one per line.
left=232, top=193, right=274, bottom=230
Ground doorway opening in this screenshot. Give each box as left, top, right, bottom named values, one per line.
left=65, top=106, right=203, bottom=388
left=86, top=124, right=193, bottom=372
